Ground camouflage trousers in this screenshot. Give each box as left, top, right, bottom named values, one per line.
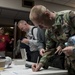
left=65, top=56, right=75, bottom=75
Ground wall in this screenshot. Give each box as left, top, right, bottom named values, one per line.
left=0, top=18, right=14, bottom=26
left=35, top=0, right=75, bottom=11
left=0, top=0, right=30, bottom=11
left=0, top=0, right=31, bottom=25
left=0, top=0, right=75, bottom=12
left=0, top=0, right=75, bottom=26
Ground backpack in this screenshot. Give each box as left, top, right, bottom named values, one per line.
left=31, top=26, right=37, bottom=40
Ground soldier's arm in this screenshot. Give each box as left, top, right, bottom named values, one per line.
left=39, top=29, right=56, bottom=69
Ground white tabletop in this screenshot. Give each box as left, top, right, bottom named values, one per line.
left=0, top=60, right=68, bottom=75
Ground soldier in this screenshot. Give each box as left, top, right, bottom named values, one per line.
left=29, top=5, right=75, bottom=74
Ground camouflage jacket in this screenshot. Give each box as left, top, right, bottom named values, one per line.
left=40, top=10, right=75, bottom=71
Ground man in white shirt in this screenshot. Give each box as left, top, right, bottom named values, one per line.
left=18, top=20, right=39, bottom=63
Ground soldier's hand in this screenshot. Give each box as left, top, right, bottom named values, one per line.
left=40, top=49, right=45, bottom=56
left=32, top=63, right=43, bottom=72
left=62, top=46, right=74, bottom=56
left=55, top=46, right=62, bottom=55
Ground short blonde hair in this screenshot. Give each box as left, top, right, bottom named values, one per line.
left=29, top=5, right=47, bottom=22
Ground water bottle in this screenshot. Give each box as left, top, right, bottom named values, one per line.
left=65, top=36, right=75, bottom=46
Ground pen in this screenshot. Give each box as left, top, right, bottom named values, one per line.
left=37, top=56, right=39, bottom=64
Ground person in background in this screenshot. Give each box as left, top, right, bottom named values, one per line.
left=18, top=20, right=39, bottom=63
left=0, top=27, right=10, bottom=57
left=29, top=5, right=75, bottom=74
left=5, top=32, right=14, bottom=58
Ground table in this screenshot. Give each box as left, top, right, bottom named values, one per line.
left=0, top=60, right=68, bottom=75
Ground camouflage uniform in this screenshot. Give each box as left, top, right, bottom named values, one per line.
left=39, top=10, right=75, bottom=74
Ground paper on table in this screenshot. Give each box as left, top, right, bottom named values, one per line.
left=1, top=63, right=68, bottom=75
left=32, top=69, right=68, bottom=75
left=2, top=68, right=33, bottom=75
left=6, top=66, right=67, bottom=75
left=4, top=68, right=67, bottom=75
